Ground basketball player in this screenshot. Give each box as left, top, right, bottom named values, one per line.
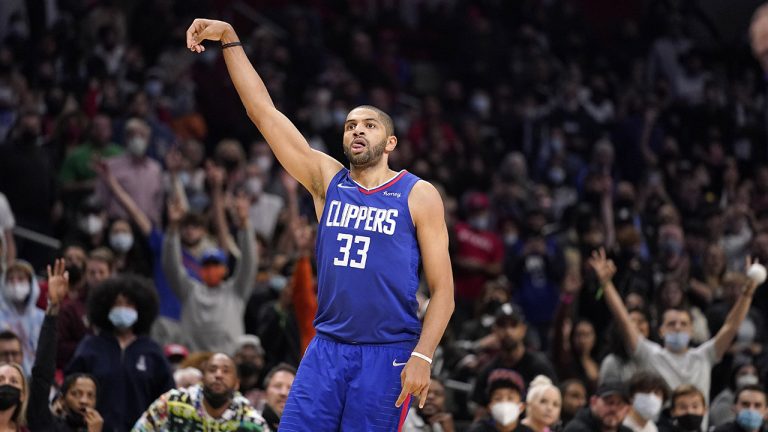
left=186, top=19, right=455, bottom=431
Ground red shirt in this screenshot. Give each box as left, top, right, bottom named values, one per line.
left=453, top=222, right=504, bottom=300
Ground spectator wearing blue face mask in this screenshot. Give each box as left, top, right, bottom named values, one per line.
left=591, top=249, right=760, bottom=427
left=713, top=384, right=768, bottom=432
left=66, top=274, right=174, bottom=432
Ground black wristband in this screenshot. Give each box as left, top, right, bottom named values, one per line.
left=222, top=41, right=243, bottom=49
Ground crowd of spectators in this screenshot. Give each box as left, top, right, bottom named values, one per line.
left=2, top=0, right=768, bottom=430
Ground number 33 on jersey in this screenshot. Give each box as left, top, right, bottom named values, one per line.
left=314, top=168, right=423, bottom=344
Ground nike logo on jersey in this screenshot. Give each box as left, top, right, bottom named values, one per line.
left=392, top=359, right=407, bottom=367
left=337, top=184, right=357, bottom=189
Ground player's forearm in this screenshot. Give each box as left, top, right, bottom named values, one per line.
left=220, top=27, right=276, bottom=122
left=414, top=287, right=454, bottom=358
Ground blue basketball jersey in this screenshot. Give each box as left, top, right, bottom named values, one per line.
left=315, top=168, right=422, bottom=344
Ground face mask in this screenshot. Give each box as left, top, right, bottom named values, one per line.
left=736, top=409, right=764, bottom=430
left=79, top=215, right=104, bottom=235
left=673, top=414, right=703, bottom=431
left=504, top=233, right=519, bottom=246
left=736, top=374, right=760, bottom=388
left=255, top=155, right=273, bottom=173
left=64, top=408, right=87, bottom=428
left=548, top=167, right=566, bottom=185
left=269, top=274, right=287, bottom=292
left=145, top=79, right=163, bottom=98
left=661, top=239, right=683, bottom=257
left=491, top=401, right=521, bottom=426
left=65, top=264, right=84, bottom=286
left=245, top=177, right=263, bottom=197
left=4, top=281, right=30, bottom=302
left=664, top=331, right=690, bottom=352
left=203, top=386, right=233, bottom=409
left=127, top=136, right=148, bottom=156
left=237, top=362, right=259, bottom=378
left=632, top=392, right=662, bottom=420
left=0, top=384, right=20, bottom=411
left=469, top=214, right=490, bottom=231
left=200, top=265, right=227, bottom=287
left=108, top=306, right=138, bottom=329
left=221, top=158, right=239, bottom=172
left=109, top=232, right=134, bottom=253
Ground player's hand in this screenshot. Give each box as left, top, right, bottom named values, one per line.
left=85, top=407, right=103, bottom=432
left=186, top=19, right=236, bottom=53
left=395, top=355, right=431, bottom=409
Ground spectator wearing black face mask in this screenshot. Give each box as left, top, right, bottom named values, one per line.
left=233, top=335, right=266, bottom=404
left=657, top=385, right=708, bottom=432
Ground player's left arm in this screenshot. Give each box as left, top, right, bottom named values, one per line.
left=396, top=181, right=455, bottom=409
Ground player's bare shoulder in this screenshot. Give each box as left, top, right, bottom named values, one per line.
left=407, top=180, right=446, bottom=228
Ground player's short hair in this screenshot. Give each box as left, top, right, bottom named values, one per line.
left=351, top=105, right=394, bottom=137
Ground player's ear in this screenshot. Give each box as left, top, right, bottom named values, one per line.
left=385, top=135, right=398, bottom=152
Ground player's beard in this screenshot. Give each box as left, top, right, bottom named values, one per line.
left=344, top=137, right=386, bottom=167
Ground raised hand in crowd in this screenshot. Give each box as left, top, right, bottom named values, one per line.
left=167, top=196, right=186, bottom=228
left=46, top=258, right=69, bottom=313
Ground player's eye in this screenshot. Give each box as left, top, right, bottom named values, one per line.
left=366, top=123, right=375, bottom=128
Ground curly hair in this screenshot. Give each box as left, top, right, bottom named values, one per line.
left=87, top=274, right=158, bottom=335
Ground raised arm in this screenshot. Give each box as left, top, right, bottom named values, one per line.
left=95, top=161, right=152, bottom=236
left=396, top=181, right=455, bottom=409
left=161, top=199, right=195, bottom=303
left=713, top=257, right=760, bottom=359
left=186, top=19, right=342, bottom=198
left=28, top=259, right=68, bottom=430
left=588, top=248, right=641, bottom=354
left=229, top=194, right=257, bottom=299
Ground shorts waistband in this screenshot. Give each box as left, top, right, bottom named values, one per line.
left=314, top=333, right=419, bottom=350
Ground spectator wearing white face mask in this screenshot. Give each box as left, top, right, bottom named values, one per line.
left=0, top=259, right=43, bottom=375
left=469, top=368, right=530, bottom=432
left=96, top=118, right=164, bottom=227
left=624, top=372, right=669, bottom=432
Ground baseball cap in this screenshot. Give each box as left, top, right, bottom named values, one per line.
left=466, top=192, right=490, bottom=211
left=201, top=248, right=227, bottom=265
left=164, top=343, right=189, bottom=361
left=596, top=381, right=630, bottom=403
left=486, top=368, right=526, bottom=399
left=494, top=303, right=526, bottom=326
left=235, top=334, right=265, bottom=356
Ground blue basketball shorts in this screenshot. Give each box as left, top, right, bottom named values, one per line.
left=278, top=335, right=416, bottom=431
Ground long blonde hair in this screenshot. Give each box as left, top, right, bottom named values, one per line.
left=0, top=362, right=27, bottom=427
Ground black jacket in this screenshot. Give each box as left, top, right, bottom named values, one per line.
left=27, top=313, right=87, bottom=432
left=562, top=407, right=633, bottom=432
left=713, top=421, right=768, bottom=432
